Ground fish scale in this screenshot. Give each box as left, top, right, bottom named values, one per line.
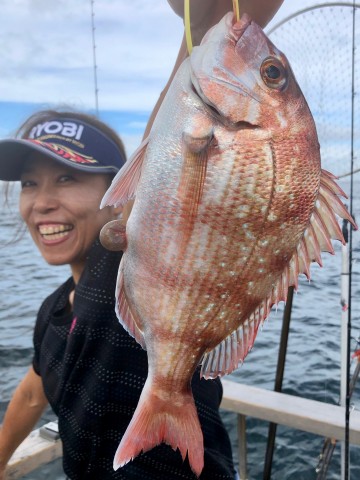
left=100, top=12, right=357, bottom=477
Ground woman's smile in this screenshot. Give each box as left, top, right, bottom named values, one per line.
left=38, top=223, right=74, bottom=242
left=19, top=154, right=119, bottom=282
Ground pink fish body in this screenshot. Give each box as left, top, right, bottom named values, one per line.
left=101, top=13, right=356, bottom=476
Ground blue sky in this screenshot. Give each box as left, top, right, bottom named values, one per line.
left=0, top=1, right=185, bottom=156
left=0, top=0, right=358, bottom=176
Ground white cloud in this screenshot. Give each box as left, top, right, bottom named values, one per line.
left=0, top=0, right=355, bottom=112
left=0, top=0, right=184, bottom=111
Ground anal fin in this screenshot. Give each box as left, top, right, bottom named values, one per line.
left=201, top=307, right=264, bottom=379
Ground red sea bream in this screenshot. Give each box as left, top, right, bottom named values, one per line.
left=100, top=12, right=357, bottom=477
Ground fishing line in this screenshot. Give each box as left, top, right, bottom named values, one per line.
left=233, top=0, right=240, bottom=22
left=90, top=0, right=99, bottom=116
left=345, top=1, right=357, bottom=478
left=184, top=0, right=193, bottom=54
left=184, top=0, right=241, bottom=55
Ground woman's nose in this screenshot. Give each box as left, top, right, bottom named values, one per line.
left=33, top=187, right=59, bottom=213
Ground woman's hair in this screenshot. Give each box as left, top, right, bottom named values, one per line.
left=15, top=108, right=127, bottom=163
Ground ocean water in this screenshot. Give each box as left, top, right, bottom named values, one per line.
left=0, top=180, right=360, bottom=480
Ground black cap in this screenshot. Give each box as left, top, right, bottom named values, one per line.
left=0, top=117, right=126, bottom=181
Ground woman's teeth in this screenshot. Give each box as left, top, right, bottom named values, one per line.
left=39, top=225, right=73, bottom=239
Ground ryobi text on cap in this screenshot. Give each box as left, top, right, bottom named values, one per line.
left=29, top=121, right=84, bottom=141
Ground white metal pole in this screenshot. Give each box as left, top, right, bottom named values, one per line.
left=340, top=235, right=349, bottom=480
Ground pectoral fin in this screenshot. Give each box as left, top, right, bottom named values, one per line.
left=178, top=125, right=213, bottom=219
left=100, top=137, right=149, bottom=209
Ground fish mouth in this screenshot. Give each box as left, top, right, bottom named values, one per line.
left=190, top=77, right=258, bottom=131
left=38, top=223, right=74, bottom=240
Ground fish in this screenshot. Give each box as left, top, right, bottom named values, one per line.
left=100, top=12, right=357, bottom=477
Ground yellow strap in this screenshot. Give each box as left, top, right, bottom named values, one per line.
left=232, top=0, right=240, bottom=22
left=185, top=0, right=240, bottom=54
left=184, top=0, right=193, bottom=54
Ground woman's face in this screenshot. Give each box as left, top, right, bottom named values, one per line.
left=19, top=153, right=119, bottom=282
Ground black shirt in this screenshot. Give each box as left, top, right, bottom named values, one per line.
left=33, top=241, right=235, bottom=479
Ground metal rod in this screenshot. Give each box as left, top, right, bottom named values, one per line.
left=238, top=414, right=248, bottom=480
left=263, top=286, right=294, bottom=480
left=338, top=167, right=360, bottom=179
left=90, top=0, right=99, bottom=115
left=316, top=438, right=337, bottom=480
left=315, top=357, right=360, bottom=479
left=344, top=2, right=357, bottom=478
left=341, top=223, right=350, bottom=480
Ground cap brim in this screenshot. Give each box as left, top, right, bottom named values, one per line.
left=0, top=139, right=118, bottom=181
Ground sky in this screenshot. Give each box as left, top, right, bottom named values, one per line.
left=0, top=0, right=358, bottom=171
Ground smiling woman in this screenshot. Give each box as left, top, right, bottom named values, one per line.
left=19, top=156, right=116, bottom=282
left=0, top=109, right=126, bottom=280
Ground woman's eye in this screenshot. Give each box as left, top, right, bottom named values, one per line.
left=21, top=179, right=36, bottom=189
left=58, top=175, right=74, bottom=183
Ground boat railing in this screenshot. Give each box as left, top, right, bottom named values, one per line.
left=4, top=379, right=360, bottom=479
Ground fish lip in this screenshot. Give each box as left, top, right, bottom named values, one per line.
left=231, top=13, right=253, bottom=41
left=189, top=77, right=258, bottom=131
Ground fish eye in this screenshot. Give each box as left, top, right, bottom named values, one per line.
left=260, top=57, right=287, bottom=90
left=265, top=65, right=281, bottom=79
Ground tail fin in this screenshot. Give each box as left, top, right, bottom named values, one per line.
left=113, top=379, right=204, bottom=477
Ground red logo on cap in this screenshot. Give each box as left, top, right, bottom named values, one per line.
left=30, top=140, right=98, bottom=164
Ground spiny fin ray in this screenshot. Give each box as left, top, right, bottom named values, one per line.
left=201, top=169, right=358, bottom=379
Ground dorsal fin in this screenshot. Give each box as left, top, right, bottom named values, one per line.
left=201, top=168, right=358, bottom=379
left=100, top=137, right=149, bottom=209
